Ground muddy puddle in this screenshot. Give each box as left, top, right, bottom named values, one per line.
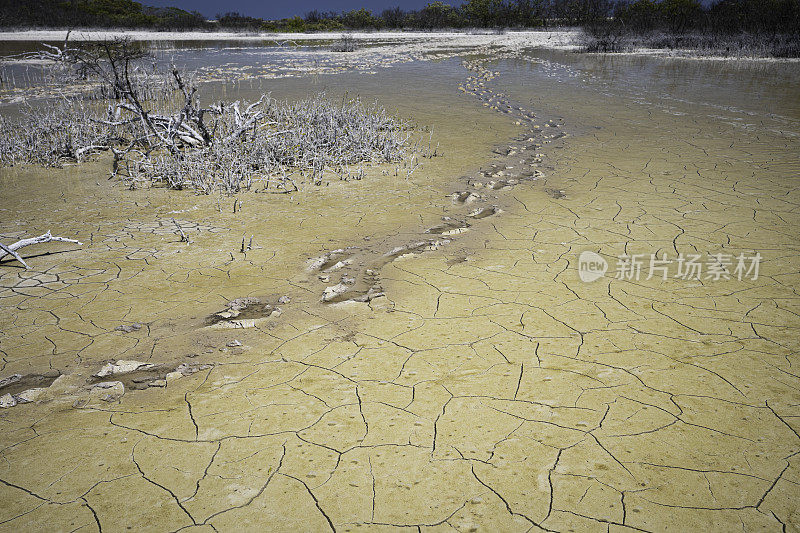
left=1, top=39, right=799, bottom=531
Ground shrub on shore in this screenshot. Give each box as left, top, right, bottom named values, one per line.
left=331, top=34, right=357, bottom=52
left=581, top=29, right=800, bottom=57
left=0, top=39, right=420, bottom=193
left=581, top=0, right=800, bottom=57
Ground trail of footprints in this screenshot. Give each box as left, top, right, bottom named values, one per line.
left=0, top=53, right=568, bottom=407
left=307, top=54, right=567, bottom=305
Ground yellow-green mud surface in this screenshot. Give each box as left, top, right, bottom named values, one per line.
left=1, top=50, right=799, bottom=532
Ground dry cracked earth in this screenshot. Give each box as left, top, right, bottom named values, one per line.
left=1, top=48, right=799, bottom=532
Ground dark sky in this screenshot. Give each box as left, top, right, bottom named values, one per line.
left=146, top=0, right=462, bottom=19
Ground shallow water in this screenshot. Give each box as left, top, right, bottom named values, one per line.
left=1, top=39, right=799, bottom=531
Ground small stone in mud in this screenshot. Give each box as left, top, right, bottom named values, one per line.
left=226, top=340, right=242, bottom=347
left=115, top=323, right=142, bottom=333
left=149, top=379, right=167, bottom=388
left=277, top=295, right=291, bottom=304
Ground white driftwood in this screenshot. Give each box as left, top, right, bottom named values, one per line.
left=0, top=231, right=83, bottom=269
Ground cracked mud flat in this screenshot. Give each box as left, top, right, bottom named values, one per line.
left=1, top=42, right=800, bottom=531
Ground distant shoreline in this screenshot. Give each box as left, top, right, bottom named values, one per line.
left=0, top=28, right=572, bottom=42
left=0, top=28, right=794, bottom=62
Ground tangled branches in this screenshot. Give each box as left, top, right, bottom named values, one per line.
left=0, top=99, right=114, bottom=166
left=113, top=92, right=415, bottom=193
left=0, top=38, right=422, bottom=194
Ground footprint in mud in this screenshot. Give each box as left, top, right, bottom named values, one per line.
left=318, top=238, right=453, bottom=304
left=452, top=191, right=482, bottom=204
left=545, top=188, right=567, bottom=199
left=320, top=263, right=386, bottom=303
left=485, top=179, right=519, bottom=190
left=481, top=165, right=507, bottom=178
left=206, top=296, right=284, bottom=329
left=467, top=206, right=502, bottom=219
left=519, top=169, right=545, bottom=180
left=381, top=242, right=427, bottom=262
left=322, top=282, right=384, bottom=304
left=426, top=217, right=470, bottom=235
left=446, top=255, right=469, bottom=267
left=306, top=248, right=358, bottom=273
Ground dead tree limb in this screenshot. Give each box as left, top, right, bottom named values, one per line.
left=172, top=218, right=190, bottom=243
left=0, top=232, right=83, bottom=269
